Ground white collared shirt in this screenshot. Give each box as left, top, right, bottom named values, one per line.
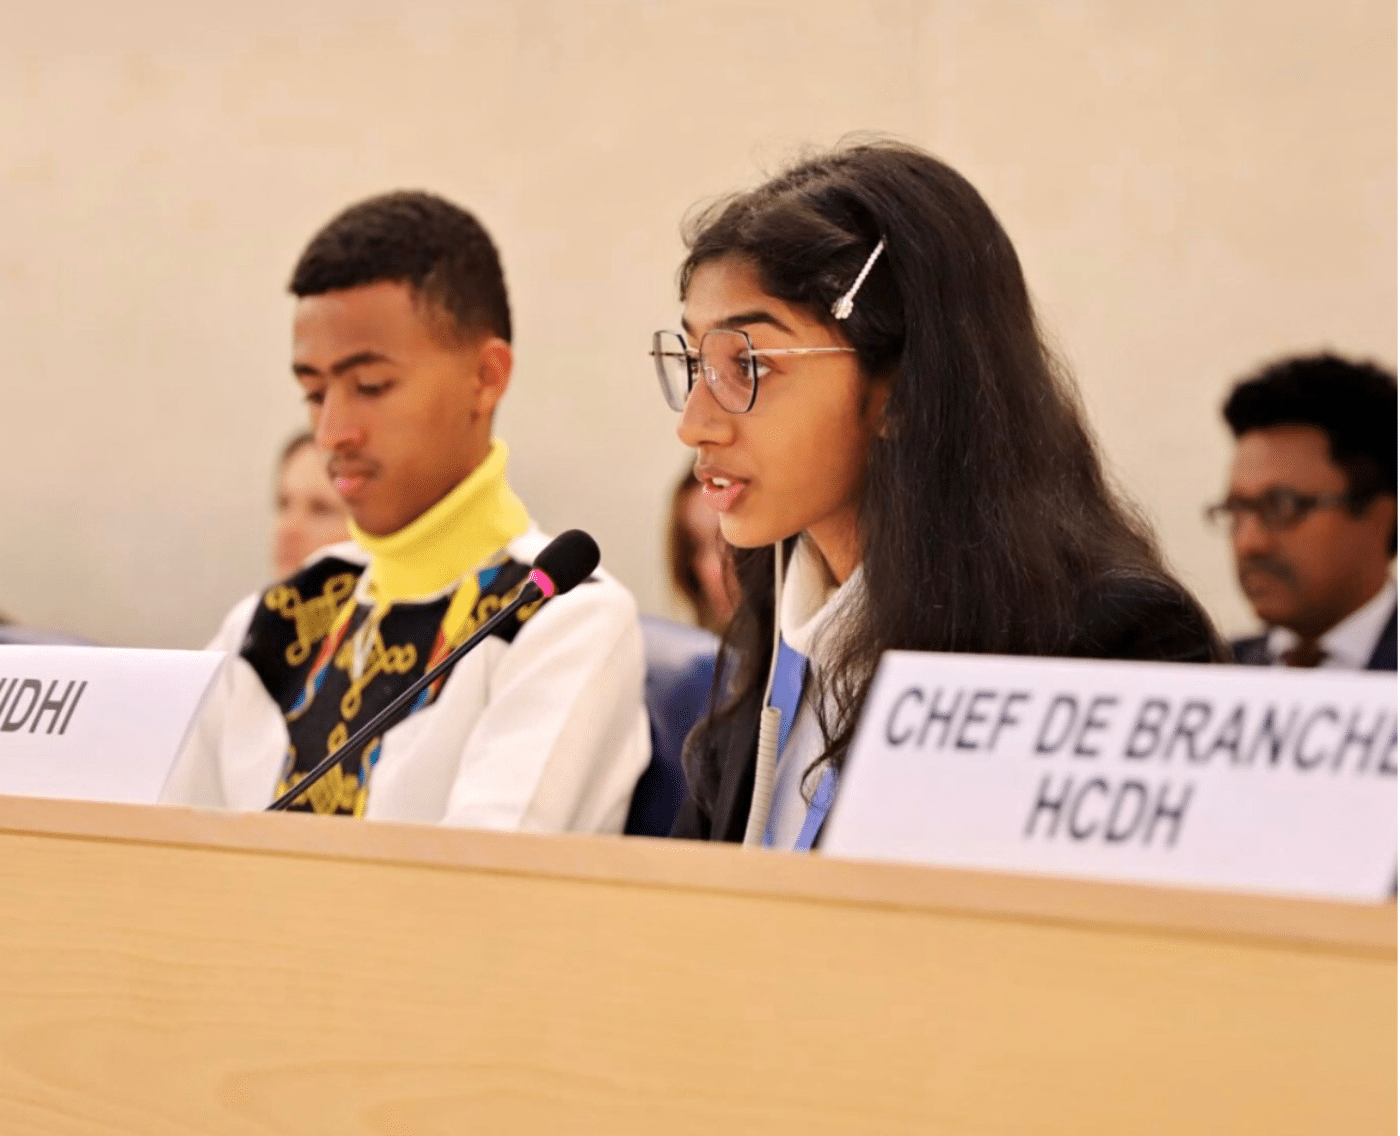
left=1266, top=578, right=1396, bottom=669
left=161, top=526, right=651, bottom=833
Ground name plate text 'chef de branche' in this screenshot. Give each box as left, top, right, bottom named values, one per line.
left=823, top=653, right=1395, bottom=902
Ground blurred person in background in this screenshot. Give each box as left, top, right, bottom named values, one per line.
left=273, top=431, right=350, bottom=580
left=668, top=465, right=737, bottom=634
left=1211, top=353, right=1396, bottom=670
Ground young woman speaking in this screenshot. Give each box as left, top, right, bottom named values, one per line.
left=651, top=141, right=1224, bottom=848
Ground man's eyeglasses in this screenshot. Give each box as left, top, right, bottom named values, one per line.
left=651, top=329, right=857, bottom=414
left=1204, top=488, right=1356, bottom=532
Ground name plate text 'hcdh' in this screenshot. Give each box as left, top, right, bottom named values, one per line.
left=823, top=653, right=1396, bottom=902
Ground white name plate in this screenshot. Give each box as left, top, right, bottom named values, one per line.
left=823, top=653, right=1397, bottom=902
left=0, top=646, right=223, bottom=804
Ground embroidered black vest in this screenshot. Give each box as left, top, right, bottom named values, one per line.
left=239, top=552, right=533, bottom=816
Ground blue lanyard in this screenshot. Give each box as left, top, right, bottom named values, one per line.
left=793, top=766, right=837, bottom=851
left=760, top=637, right=838, bottom=851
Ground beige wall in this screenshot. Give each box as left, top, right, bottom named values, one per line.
left=0, top=0, right=1393, bottom=648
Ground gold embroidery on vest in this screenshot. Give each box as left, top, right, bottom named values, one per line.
left=278, top=764, right=364, bottom=816
left=449, top=578, right=531, bottom=647
left=265, top=573, right=357, bottom=666
left=334, top=631, right=417, bottom=720
left=471, top=593, right=504, bottom=633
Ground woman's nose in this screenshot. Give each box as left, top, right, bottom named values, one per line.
left=676, top=375, right=735, bottom=450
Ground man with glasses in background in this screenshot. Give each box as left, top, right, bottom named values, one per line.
left=1208, top=353, right=1396, bottom=670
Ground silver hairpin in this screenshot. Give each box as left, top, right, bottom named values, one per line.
left=831, top=238, right=886, bottom=320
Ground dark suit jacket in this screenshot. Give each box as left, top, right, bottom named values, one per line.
left=1231, top=605, right=1397, bottom=672
left=672, top=574, right=1225, bottom=844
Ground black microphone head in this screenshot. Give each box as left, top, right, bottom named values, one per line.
left=528, top=530, right=600, bottom=598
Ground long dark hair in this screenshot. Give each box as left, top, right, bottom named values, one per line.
left=667, top=467, right=727, bottom=634
left=681, top=140, right=1210, bottom=803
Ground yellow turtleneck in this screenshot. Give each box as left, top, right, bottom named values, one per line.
left=348, top=439, right=530, bottom=606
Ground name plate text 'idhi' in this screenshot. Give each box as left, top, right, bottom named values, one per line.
left=0, top=646, right=223, bottom=804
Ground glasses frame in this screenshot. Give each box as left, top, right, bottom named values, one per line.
left=1204, top=488, right=1357, bottom=533
left=651, top=328, right=858, bottom=414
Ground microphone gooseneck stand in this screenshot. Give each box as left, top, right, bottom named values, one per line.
left=267, top=574, right=549, bottom=812
left=266, top=527, right=600, bottom=813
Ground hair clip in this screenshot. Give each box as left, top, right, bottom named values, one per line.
left=831, top=238, right=886, bottom=320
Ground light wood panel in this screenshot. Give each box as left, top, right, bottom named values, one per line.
left=0, top=795, right=1391, bottom=1135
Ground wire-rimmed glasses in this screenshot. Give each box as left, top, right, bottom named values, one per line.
left=651, top=329, right=857, bottom=413
left=1204, top=488, right=1356, bottom=532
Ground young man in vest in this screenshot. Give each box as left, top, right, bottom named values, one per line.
left=1213, top=353, right=1396, bottom=671
left=163, top=192, right=650, bottom=829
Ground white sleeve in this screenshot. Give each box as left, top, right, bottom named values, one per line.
left=440, top=578, right=650, bottom=834
left=159, top=594, right=260, bottom=808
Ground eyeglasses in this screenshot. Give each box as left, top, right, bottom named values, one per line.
left=651, top=329, right=857, bottom=414
left=1204, top=488, right=1356, bottom=532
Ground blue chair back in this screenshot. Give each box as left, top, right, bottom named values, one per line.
left=625, top=616, right=719, bottom=837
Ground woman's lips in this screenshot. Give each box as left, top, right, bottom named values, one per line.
left=700, top=477, right=747, bottom=512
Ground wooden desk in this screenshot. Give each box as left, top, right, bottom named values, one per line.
left=0, top=795, right=1391, bottom=1134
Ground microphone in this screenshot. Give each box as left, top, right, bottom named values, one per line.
left=526, top=529, right=600, bottom=600
left=267, top=530, right=600, bottom=812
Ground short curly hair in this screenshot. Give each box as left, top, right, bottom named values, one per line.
left=289, top=190, right=511, bottom=343
left=1224, top=352, right=1396, bottom=503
